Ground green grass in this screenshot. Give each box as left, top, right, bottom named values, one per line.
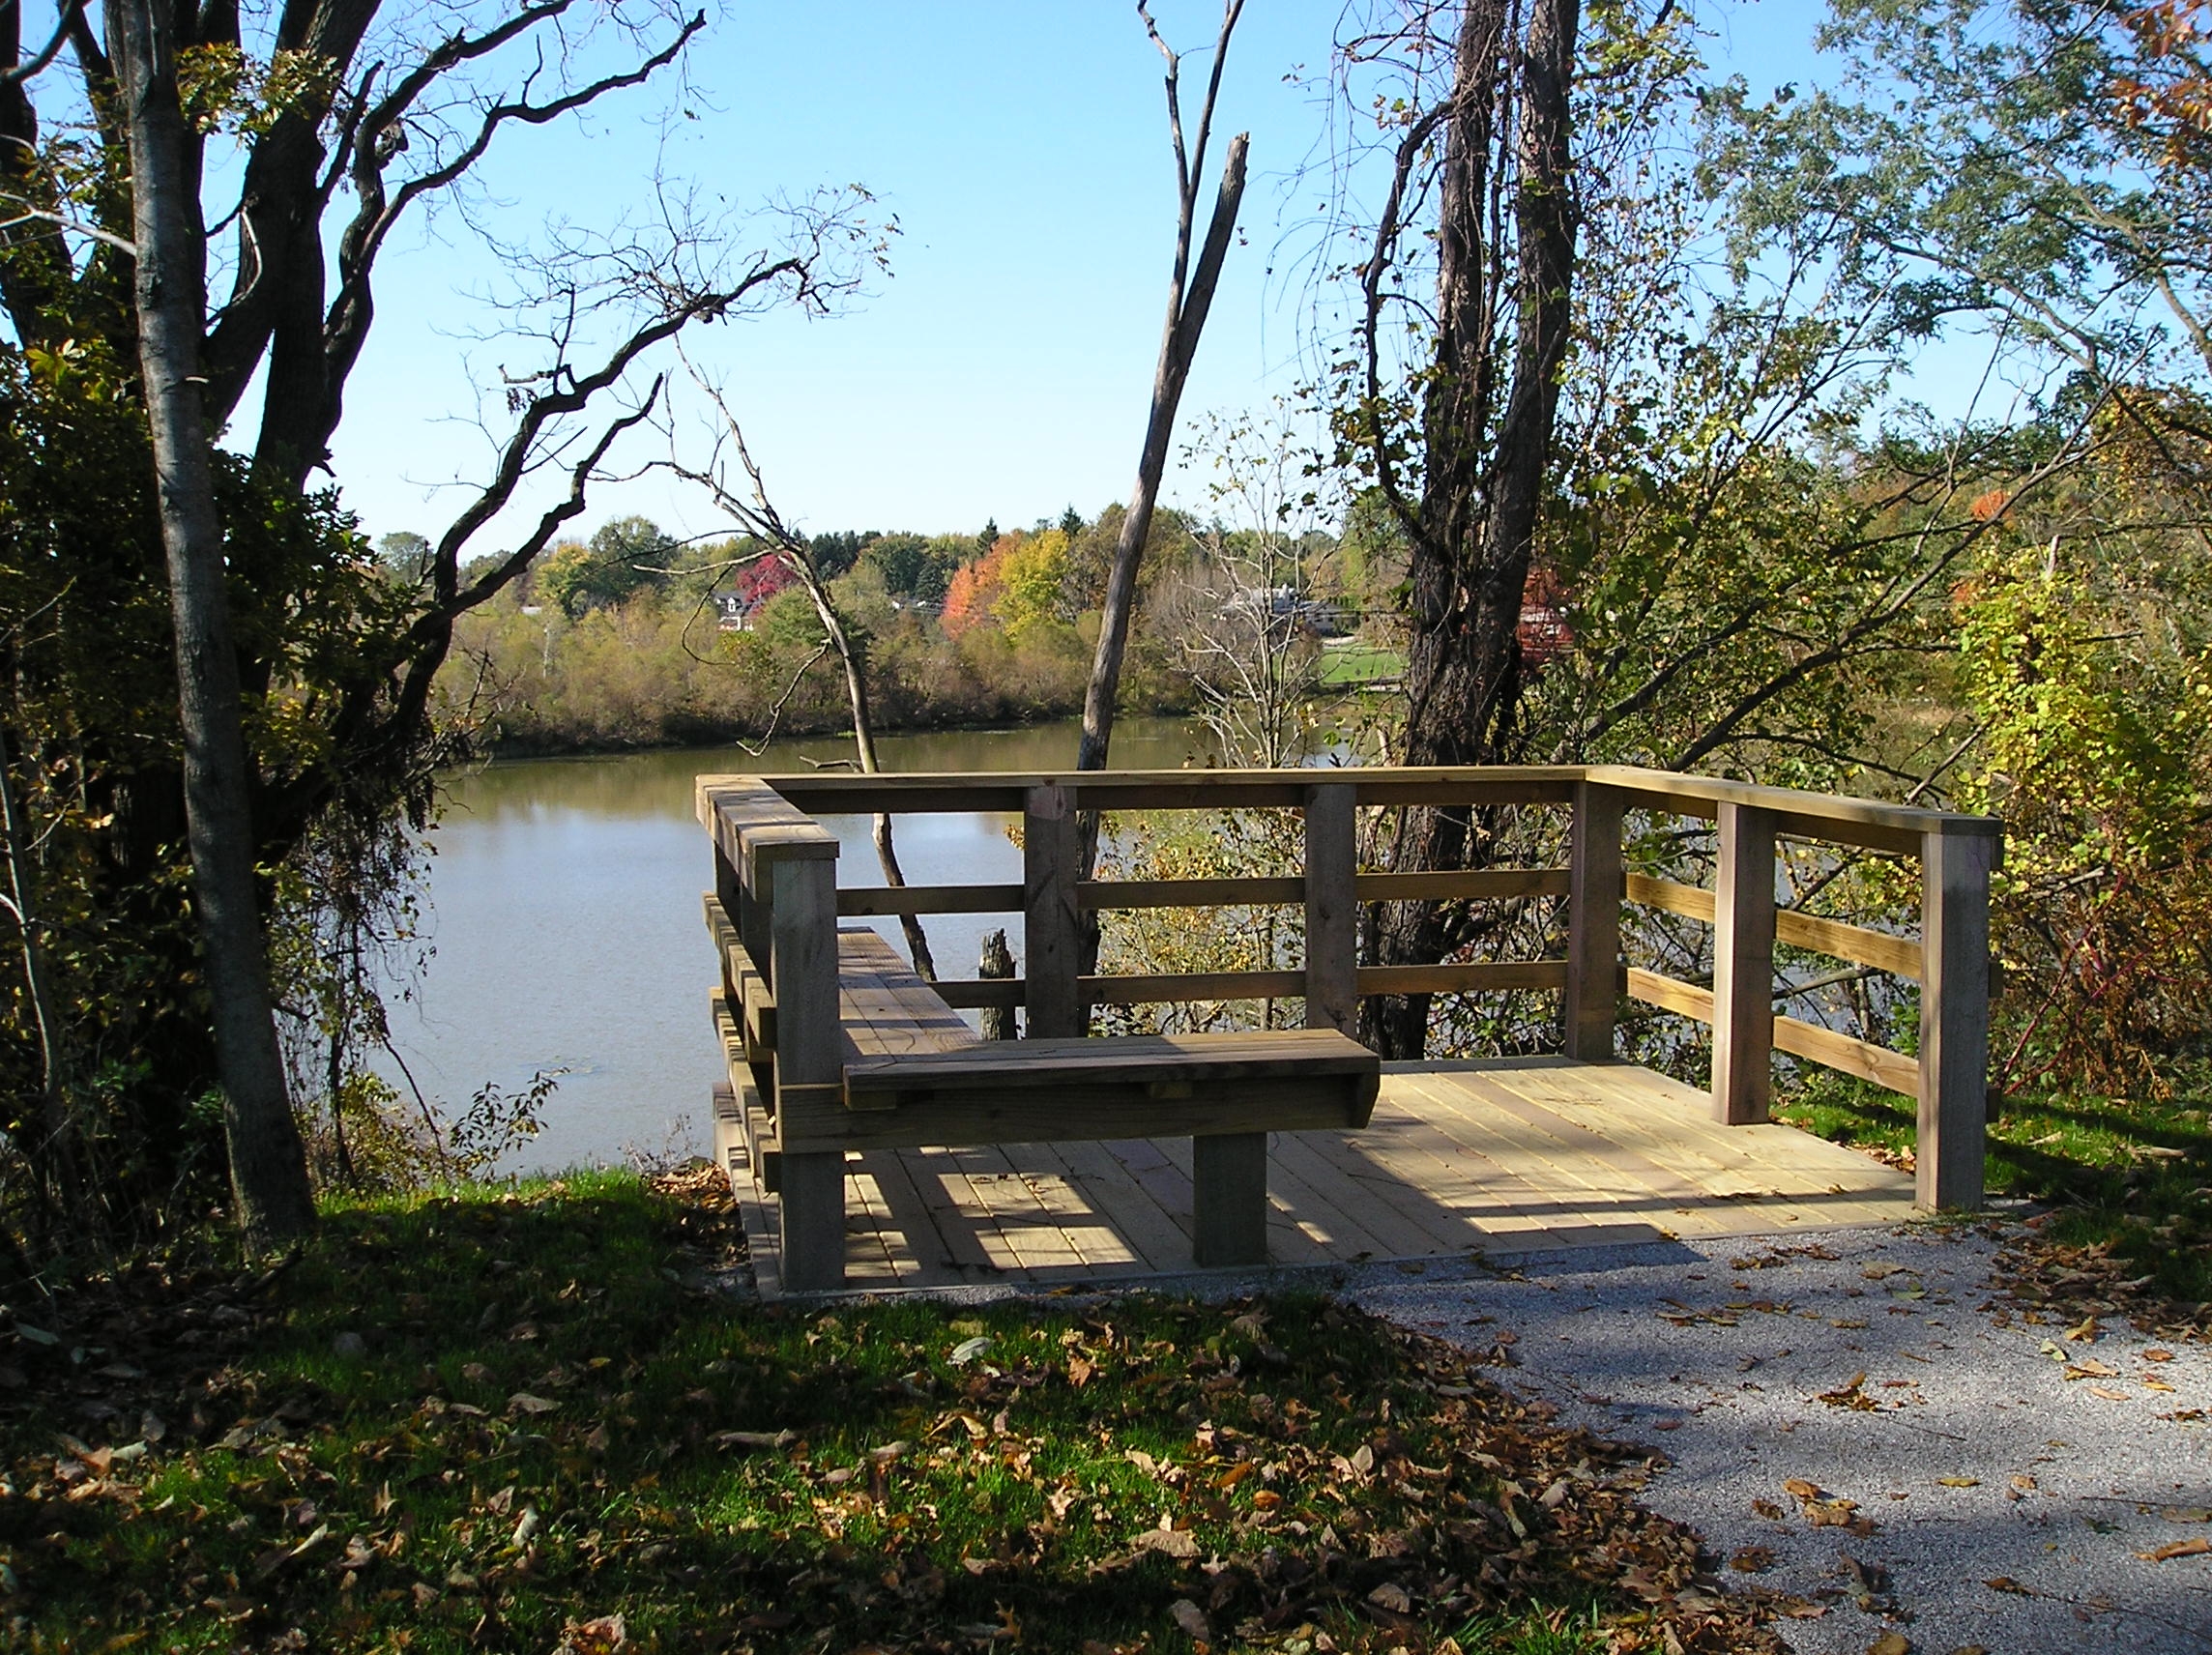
left=1315, top=645, right=1405, bottom=689
left=1776, top=1069, right=2212, bottom=1310
left=0, top=1172, right=1777, bottom=1655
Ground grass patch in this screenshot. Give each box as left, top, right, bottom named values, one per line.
left=0, top=1171, right=1784, bottom=1654
left=1315, top=645, right=1405, bottom=689
left=1776, top=1068, right=2212, bottom=1321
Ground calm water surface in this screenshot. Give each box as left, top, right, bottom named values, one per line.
left=383, top=719, right=1211, bottom=1170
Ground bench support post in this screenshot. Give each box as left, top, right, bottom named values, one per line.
left=772, top=854, right=845, bottom=1292
left=1711, top=801, right=1777, bottom=1124
left=1192, top=1131, right=1268, bottom=1267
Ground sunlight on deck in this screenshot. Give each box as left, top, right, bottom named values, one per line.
left=729, top=1057, right=1917, bottom=1298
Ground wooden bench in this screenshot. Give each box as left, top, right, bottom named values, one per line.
left=695, top=777, right=1380, bottom=1290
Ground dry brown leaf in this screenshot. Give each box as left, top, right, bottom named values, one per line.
left=2139, top=1537, right=2212, bottom=1562
left=560, top=1612, right=628, bottom=1654
left=1132, top=1527, right=1197, bottom=1560
left=1167, top=1599, right=1209, bottom=1641
left=1983, top=1577, right=2033, bottom=1595
left=1867, top=1633, right=1912, bottom=1655
left=2144, top=1349, right=2175, bottom=1362
left=1936, top=1476, right=1979, bottom=1488
left=2162, top=1506, right=2212, bottom=1524
left=506, top=1392, right=558, bottom=1416
left=2087, top=1386, right=2134, bottom=1401
left=1782, top=1478, right=1824, bottom=1501
left=1365, top=1581, right=1412, bottom=1614
left=2062, top=1358, right=2119, bottom=1379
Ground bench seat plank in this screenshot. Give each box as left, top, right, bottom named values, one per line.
left=846, top=1030, right=1381, bottom=1093
left=836, top=928, right=976, bottom=1060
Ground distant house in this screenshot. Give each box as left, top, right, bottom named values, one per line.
left=710, top=592, right=751, bottom=632
left=1518, top=564, right=1571, bottom=668
left=1223, top=585, right=1353, bottom=638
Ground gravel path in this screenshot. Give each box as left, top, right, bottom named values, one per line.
left=1353, top=1220, right=2212, bottom=1654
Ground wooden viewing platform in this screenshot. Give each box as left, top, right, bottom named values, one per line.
left=696, top=766, right=1998, bottom=1295
left=720, top=1058, right=1918, bottom=1298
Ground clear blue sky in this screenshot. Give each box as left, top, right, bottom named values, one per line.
left=326, top=0, right=1831, bottom=548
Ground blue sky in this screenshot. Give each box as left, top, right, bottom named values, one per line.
left=314, top=0, right=1830, bottom=545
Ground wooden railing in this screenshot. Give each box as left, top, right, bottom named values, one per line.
left=698, top=765, right=2001, bottom=1210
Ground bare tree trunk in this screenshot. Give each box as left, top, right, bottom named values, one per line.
left=1358, top=0, right=1583, bottom=1060
left=1075, top=0, right=1248, bottom=777
left=814, top=584, right=937, bottom=979
left=663, top=367, right=936, bottom=977
left=114, top=0, right=315, bottom=1244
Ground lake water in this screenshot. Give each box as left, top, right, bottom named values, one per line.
left=381, top=718, right=1213, bottom=1171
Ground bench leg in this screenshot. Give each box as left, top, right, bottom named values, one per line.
left=777, top=1150, right=846, bottom=1292
left=1192, top=1132, right=1268, bottom=1267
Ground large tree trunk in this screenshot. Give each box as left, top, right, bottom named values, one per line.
left=1359, top=0, right=1583, bottom=1059
left=114, top=0, right=315, bottom=1244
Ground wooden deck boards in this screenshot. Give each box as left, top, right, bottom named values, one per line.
left=727, top=1057, right=1920, bottom=1298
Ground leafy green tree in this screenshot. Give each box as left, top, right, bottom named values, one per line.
left=993, top=528, right=1072, bottom=639
left=539, top=516, right=679, bottom=618
left=0, top=0, right=880, bottom=1260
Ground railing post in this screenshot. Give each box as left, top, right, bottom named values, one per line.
left=1023, top=784, right=1082, bottom=1038
left=1303, top=782, right=1358, bottom=1035
left=1711, top=801, right=1777, bottom=1124
left=771, top=853, right=845, bottom=1292
left=1918, top=827, right=1994, bottom=1210
left=1564, top=781, right=1623, bottom=1060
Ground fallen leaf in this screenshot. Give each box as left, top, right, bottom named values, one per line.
left=2065, top=1315, right=2100, bottom=1343
left=2163, top=1506, right=2212, bottom=1524
left=1936, top=1476, right=1979, bottom=1488
left=949, top=1336, right=992, bottom=1366
left=1132, top=1527, right=1198, bottom=1560
left=1365, top=1582, right=1412, bottom=1614
left=1818, top=1372, right=1877, bottom=1410
left=2145, top=1379, right=2178, bottom=1393
left=1983, top=1577, right=2033, bottom=1595
left=1867, top=1633, right=1912, bottom=1655
left=2062, top=1358, right=2119, bottom=1379
left=2144, top=1349, right=2175, bottom=1362
left=713, top=1429, right=796, bottom=1451
left=1752, top=1497, right=1786, bottom=1520
left=560, top=1613, right=628, bottom=1654
left=506, top=1393, right=558, bottom=1416
left=1782, top=1478, right=1824, bottom=1501
left=1167, top=1600, right=1209, bottom=1641
left=2139, top=1537, right=2212, bottom=1562
left=2087, top=1386, right=2133, bottom=1401
left=1730, top=1545, right=1776, bottom=1573
left=1066, top=1355, right=1094, bottom=1388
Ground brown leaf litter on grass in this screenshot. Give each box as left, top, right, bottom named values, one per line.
left=1984, top=1224, right=2211, bottom=1346
left=0, top=1170, right=1814, bottom=1655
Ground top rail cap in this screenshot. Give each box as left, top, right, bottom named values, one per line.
left=695, top=774, right=838, bottom=864
left=1584, top=765, right=2002, bottom=839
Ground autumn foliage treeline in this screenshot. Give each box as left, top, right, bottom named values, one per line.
left=435, top=503, right=1377, bottom=751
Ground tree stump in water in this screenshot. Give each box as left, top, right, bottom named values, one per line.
left=978, top=928, right=1018, bottom=1041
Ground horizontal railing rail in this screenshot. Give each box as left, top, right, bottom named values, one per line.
left=699, top=764, right=1998, bottom=1212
